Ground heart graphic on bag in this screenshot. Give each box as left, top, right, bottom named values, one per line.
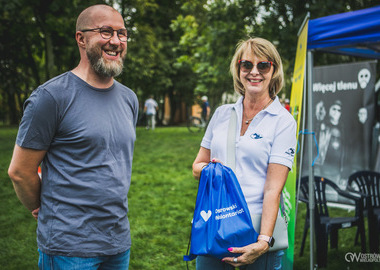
left=200, top=210, right=212, bottom=222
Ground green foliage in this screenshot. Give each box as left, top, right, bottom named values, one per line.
left=1, top=0, right=379, bottom=123
left=0, top=0, right=103, bottom=124
left=0, top=127, right=39, bottom=269
left=171, top=0, right=251, bottom=106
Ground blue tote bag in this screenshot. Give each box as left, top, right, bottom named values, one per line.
left=184, top=162, right=258, bottom=261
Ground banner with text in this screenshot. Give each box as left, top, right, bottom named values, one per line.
left=302, top=61, right=376, bottom=203
left=284, top=20, right=308, bottom=270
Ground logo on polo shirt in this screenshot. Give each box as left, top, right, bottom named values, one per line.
left=250, top=133, right=263, bottom=139
left=285, top=148, right=295, bottom=157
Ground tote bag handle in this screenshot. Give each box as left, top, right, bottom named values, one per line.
left=227, top=107, right=237, bottom=172
left=226, top=108, right=287, bottom=221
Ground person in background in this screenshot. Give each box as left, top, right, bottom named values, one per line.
left=8, top=4, right=138, bottom=269
left=201, top=95, right=211, bottom=122
left=284, top=98, right=290, bottom=112
left=144, top=95, right=158, bottom=130
left=192, top=37, right=296, bottom=269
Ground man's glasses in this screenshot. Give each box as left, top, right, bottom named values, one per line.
left=80, top=26, right=129, bottom=42
left=238, top=60, right=273, bottom=74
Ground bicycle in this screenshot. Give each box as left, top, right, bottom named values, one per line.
left=187, top=116, right=206, bottom=132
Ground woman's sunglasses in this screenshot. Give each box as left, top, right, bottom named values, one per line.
left=238, top=60, right=273, bottom=74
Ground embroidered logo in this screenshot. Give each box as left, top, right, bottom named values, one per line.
left=285, top=148, right=295, bottom=157
left=250, top=133, right=263, bottom=139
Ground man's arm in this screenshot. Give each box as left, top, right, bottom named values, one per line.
left=8, top=145, right=47, bottom=212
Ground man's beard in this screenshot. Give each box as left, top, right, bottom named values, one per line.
left=86, top=45, right=125, bottom=78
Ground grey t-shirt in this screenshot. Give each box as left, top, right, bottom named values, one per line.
left=16, top=72, right=138, bottom=257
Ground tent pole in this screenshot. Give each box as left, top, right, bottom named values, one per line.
left=298, top=12, right=310, bottom=36
left=295, top=12, right=310, bottom=205
left=295, top=10, right=310, bottom=255
left=295, top=62, right=308, bottom=229
left=307, top=50, right=315, bottom=269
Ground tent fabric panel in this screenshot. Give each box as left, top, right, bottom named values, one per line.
left=307, top=6, right=380, bottom=58
left=321, top=47, right=380, bottom=59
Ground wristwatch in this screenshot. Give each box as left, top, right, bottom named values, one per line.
left=258, top=235, right=275, bottom=247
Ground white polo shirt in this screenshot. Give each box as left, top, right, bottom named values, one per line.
left=201, top=96, right=296, bottom=215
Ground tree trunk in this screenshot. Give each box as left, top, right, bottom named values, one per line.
left=6, top=92, right=21, bottom=125
left=44, top=32, right=55, bottom=79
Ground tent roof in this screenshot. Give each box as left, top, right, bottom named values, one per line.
left=308, top=5, right=380, bottom=59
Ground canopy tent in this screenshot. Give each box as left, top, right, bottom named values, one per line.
left=298, top=5, right=380, bottom=269
left=308, top=5, right=380, bottom=59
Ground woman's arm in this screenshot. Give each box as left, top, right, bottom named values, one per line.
left=259, top=163, right=289, bottom=238
left=192, top=147, right=211, bottom=180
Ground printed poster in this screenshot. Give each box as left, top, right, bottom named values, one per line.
left=302, top=61, right=376, bottom=203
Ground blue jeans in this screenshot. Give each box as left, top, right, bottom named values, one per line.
left=196, top=250, right=284, bottom=270
left=38, top=249, right=130, bottom=270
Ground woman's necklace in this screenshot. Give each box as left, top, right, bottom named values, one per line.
left=244, top=98, right=274, bottom=124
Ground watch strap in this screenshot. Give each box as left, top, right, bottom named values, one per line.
left=258, top=234, right=274, bottom=247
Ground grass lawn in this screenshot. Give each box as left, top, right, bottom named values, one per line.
left=1, top=126, right=379, bottom=269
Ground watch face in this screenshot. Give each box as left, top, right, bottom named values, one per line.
left=269, top=237, right=275, bottom=247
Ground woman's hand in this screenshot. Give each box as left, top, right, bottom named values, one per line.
left=210, top=157, right=223, bottom=164
left=192, top=157, right=223, bottom=180
left=221, top=240, right=269, bottom=267
left=193, top=148, right=225, bottom=179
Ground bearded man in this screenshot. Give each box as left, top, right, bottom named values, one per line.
left=8, top=4, right=138, bottom=269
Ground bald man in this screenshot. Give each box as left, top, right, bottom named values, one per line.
left=8, top=4, right=138, bottom=269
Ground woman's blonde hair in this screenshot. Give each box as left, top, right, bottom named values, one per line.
left=230, top=37, right=284, bottom=98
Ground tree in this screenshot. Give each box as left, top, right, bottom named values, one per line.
left=119, top=0, right=196, bottom=124
left=171, top=0, right=259, bottom=109
left=0, top=0, right=102, bottom=124
left=1, top=0, right=378, bottom=125
left=1, top=0, right=43, bottom=124
left=172, top=0, right=379, bottom=107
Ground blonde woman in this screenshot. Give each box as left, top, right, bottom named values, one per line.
left=192, top=37, right=296, bottom=269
